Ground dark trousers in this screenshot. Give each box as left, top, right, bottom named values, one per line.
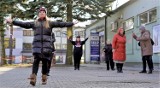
left=142, top=55, right=153, bottom=71
left=106, top=57, right=114, bottom=70
left=47, top=59, right=52, bottom=74
left=116, top=63, right=123, bottom=72
left=47, top=53, right=54, bottom=74
left=32, top=55, right=48, bottom=75
left=74, top=55, right=81, bottom=70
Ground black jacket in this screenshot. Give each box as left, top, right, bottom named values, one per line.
left=103, top=44, right=113, bottom=61
left=13, top=19, right=73, bottom=58
left=69, top=38, right=88, bottom=56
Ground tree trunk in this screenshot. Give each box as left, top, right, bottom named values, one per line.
left=66, top=0, right=73, bottom=65
left=0, top=26, right=6, bottom=65
left=9, top=23, right=13, bottom=64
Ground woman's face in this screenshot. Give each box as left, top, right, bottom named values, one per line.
left=38, top=11, right=46, bottom=18
left=76, top=38, right=80, bottom=42
left=119, top=29, right=124, bottom=35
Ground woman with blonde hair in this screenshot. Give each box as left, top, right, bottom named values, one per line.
left=6, top=6, right=76, bottom=86
left=112, top=27, right=126, bottom=73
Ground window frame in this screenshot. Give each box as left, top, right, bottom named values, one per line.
left=23, top=30, right=34, bottom=36
left=23, top=43, right=32, bottom=50
left=138, top=8, right=157, bottom=26
left=124, top=17, right=134, bottom=31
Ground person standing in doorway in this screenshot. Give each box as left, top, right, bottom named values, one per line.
left=112, top=27, right=126, bottom=73
left=6, top=6, right=76, bottom=86
left=103, top=40, right=115, bottom=71
left=132, top=26, right=153, bottom=74
left=68, top=36, right=88, bottom=70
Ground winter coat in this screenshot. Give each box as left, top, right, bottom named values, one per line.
left=137, top=30, right=153, bottom=56
left=13, top=19, right=73, bottom=59
left=69, top=38, right=88, bottom=57
left=103, top=44, right=113, bottom=61
left=51, top=32, right=56, bottom=52
left=112, top=29, right=126, bottom=62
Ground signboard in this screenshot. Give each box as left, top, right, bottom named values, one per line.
left=90, top=32, right=100, bottom=61
left=153, top=24, right=160, bottom=53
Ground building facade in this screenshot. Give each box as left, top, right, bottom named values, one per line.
left=2, top=25, right=85, bottom=64
left=85, top=0, right=160, bottom=63
left=53, top=27, right=85, bottom=64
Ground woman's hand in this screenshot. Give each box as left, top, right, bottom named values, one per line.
left=112, top=49, right=115, bottom=52
left=73, top=20, right=78, bottom=25
left=6, top=18, right=13, bottom=24
left=132, top=33, right=137, bottom=40
left=67, top=36, right=70, bottom=40
left=67, top=36, right=72, bottom=40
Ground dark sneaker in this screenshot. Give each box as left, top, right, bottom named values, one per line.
left=139, top=70, right=147, bottom=73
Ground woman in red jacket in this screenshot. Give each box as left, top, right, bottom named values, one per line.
left=112, top=27, right=126, bottom=73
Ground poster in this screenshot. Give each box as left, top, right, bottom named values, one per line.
left=153, top=24, right=160, bottom=53
left=90, top=32, right=100, bottom=61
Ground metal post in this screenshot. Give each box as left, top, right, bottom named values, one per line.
left=105, top=16, right=108, bottom=45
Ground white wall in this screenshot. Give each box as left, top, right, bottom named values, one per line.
left=23, top=37, right=33, bottom=43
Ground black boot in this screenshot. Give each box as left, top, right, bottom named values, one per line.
left=116, top=63, right=121, bottom=73
left=148, top=69, right=152, bottom=74
left=119, top=63, right=123, bottom=73
left=117, top=67, right=121, bottom=73
left=139, top=70, right=147, bottom=73
left=74, top=65, right=77, bottom=70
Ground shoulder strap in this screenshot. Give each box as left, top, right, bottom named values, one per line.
left=151, top=38, right=154, bottom=45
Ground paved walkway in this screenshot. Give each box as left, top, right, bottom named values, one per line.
left=0, top=63, right=159, bottom=88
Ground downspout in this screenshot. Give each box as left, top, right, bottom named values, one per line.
left=105, top=16, right=107, bottom=45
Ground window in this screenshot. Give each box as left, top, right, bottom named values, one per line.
left=124, top=17, right=134, bottom=31
left=149, top=9, right=157, bottom=22
left=62, top=44, right=67, bottom=49
left=75, top=31, right=84, bottom=37
left=55, top=43, right=67, bottom=49
left=23, top=30, right=34, bottom=36
left=23, top=43, right=32, bottom=50
left=4, top=38, right=15, bottom=49
left=111, top=22, right=118, bottom=31
left=56, top=31, right=61, bottom=37
left=138, top=8, right=157, bottom=26
left=139, top=12, right=148, bottom=25
left=62, top=31, right=67, bottom=37
left=55, top=43, right=61, bottom=49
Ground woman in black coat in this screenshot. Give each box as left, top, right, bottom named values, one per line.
left=68, top=36, right=88, bottom=70
left=103, top=40, right=115, bottom=71
left=6, top=7, right=76, bottom=86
